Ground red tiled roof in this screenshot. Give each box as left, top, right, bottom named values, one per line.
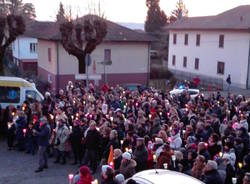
left=24, top=15, right=156, bottom=42
left=167, top=5, right=250, bottom=31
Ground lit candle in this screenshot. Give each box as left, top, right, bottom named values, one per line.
left=76, top=113, right=79, bottom=117
left=238, top=162, right=243, bottom=169
left=8, top=123, right=11, bottom=129
left=120, top=140, right=124, bottom=145
left=182, top=129, right=186, bottom=135
left=69, top=126, right=72, bottom=132
left=232, top=178, right=237, bottom=184
left=71, top=115, right=74, bottom=120
left=96, top=127, right=100, bottom=131
left=68, top=174, right=74, bottom=184
left=91, top=179, right=98, bottom=184
left=163, top=163, right=168, bottom=169
left=153, top=154, right=156, bottom=162
left=149, top=114, right=152, bottom=119
left=109, top=161, right=113, bottom=167
left=172, top=155, right=176, bottom=168
left=125, top=147, right=129, bottom=152
left=159, top=112, right=162, bottom=116
left=22, top=106, right=25, bottom=111
left=128, top=149, right=133, bottom=154
left=219, top=152, right=223, bottom=157
left=11, top=112, right=15, bottom=116
left=110, top=116, right=114, bottom=122
left=50, top=114, right=54, bottom=120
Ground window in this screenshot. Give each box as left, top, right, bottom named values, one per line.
left=0, top=86, right=20, bottom=103
left=196, top=34, right=200, bottom=46
left=183, top=56, right=187, bottom=68
left=30, top=43, right=37, bottom=53
left=217, top=62, right=225, bottom=75
left=48, top=48, right=51, bottom=62
left=104, top=49, right=111, bottom=62
left=172, top=55, right=176, bottom=66
left=25, top=90, right=42, bottom=103
left=219, top=35, right=224, bottom=48
left=195, top=58, right=199, bottom=70
left=184, top=34, right=188, bottom=45
left=173, top=34, right=177, bottom=44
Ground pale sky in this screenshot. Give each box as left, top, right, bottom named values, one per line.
left=23, top=0, right=250, bottom=23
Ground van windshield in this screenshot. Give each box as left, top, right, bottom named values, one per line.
left=0, top=86, right=20, bottom=103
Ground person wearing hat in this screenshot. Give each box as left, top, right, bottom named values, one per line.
left=76, top=166, right=93, bottom=184
left=115, top=174, right=125, bottom=184
left=33, top=116, right=50, bottom=172
left=54, top=117, right=70, bottom=165
left=119, top=152, right=137, bottom=179
left=134, top=137, right=148, bottom=172
left=101, top=165, right=116, bottom=184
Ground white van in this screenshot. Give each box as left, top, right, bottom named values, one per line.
left=0, top=76, right=44, bottom=109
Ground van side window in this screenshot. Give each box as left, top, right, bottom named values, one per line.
left=0, top=86, right=20, bottom=103
left=26, top=90, right=42, bottom=103
left=25, top=90, right=36, bottom=103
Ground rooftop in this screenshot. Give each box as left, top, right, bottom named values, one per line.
left=24, top=15, right=156, bottom=42
left=167, top=5, right=250, bottom=31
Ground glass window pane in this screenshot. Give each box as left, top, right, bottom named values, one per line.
left=0, top=86, right=20, bottom=103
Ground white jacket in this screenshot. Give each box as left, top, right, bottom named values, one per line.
left=170, top=133, right=182, bottom=150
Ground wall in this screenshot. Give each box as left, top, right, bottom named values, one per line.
left=168, top=30, right=250, bottom=89
left=12, top=37, right=38, bottom=60
left=58, top=42, right=149, bottom=75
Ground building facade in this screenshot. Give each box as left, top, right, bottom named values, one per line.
left=167, top=5, right=250, bottom=89
left=12, top=36, right=38, bottom=75
left=37, top=40, right=150, bottom=91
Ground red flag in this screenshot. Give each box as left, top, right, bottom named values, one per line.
left=108, top=145, right=114, bottom=169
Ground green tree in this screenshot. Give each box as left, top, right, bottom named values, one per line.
left=145, top=0, right=167, bottom=33
left=56, top=2, right=66, bottom=23
left=0, top=0, right=36, bottom=19
left=0, top=15, right=25, bottom=74
left=170, top=0, right=188, bottom=23
left=22, top=3, right=36, bottom=20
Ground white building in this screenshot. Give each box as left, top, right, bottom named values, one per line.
left=167, top=5, right=250, bottom=89
left=12, top=36, right=38, bottom=74
left=23, top=16, right=155, bottom=91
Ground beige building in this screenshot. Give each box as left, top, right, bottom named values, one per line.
left=24, top=16, right=155, bottom=90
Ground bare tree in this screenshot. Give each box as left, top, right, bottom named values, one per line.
left=0, top=14, right=25, bottom=74
left=60, top=16, right=107, bottom=74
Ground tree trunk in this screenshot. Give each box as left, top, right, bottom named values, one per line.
left=78, top=56, right=86, bottom=74
left=0, top=53, right=5, bottom=75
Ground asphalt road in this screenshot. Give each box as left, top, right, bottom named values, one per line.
left=0, top=139, right=100, bottom=184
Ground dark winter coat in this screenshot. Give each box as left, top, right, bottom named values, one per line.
left=36, top=123, right=50, bottom=147
left=203, top=170, right=223, bottom=184
left=134, top=145, right=148, bottom=172
left=85, top=129, right=100, bottom=150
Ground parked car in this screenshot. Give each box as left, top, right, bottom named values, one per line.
left=0, top=76, right=44, bottom=109
left=125, top=169, right=204, bottom=184
left=122, top=83, right=150, bottom=92
left=169, top=88, right=200, bottom=99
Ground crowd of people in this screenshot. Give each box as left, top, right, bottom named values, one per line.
left=1, top=80, right=250, bottom=184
